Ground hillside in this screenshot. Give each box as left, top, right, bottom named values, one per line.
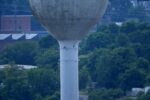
left=0, top=21, right=150, bottom=100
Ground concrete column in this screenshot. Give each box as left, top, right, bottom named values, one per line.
left=59, top=40, right=80, bottom=100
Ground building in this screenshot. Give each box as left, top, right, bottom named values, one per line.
left=127, top=86, right=150, bottom=97
left=0, top=15, right=48, bottom=49
left=1, top=15, right=31, bottom=32
left=0, top=32, right=48, bottom=49
left=131, top=0, right=150, bottom=10
left=0, top=15, right=46, bottom=32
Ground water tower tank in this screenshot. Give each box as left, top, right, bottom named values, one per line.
left=29, top=0, right=108, bottom=100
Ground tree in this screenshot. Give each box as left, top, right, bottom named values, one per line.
left=0, top=65, right=32, bottom=100
left=0, top=41, right=38, bottom=65
left=87, top=47, right=137, bottom=88
left=128, top=5, right=149, bottom=22
left=109, top=0, right=133, bottom=21
left=79, top=66, right=91, bottom=90
left=38, top=35, right=58, bottom=49
left=119, top=67, right=145, bottom=90
left=120, top=21, right=139, bottom=34
left=86, top=49, right=110, bottom=82
left=27, top=68, right=59, bottom=97
left=35, top=49, right=59, bottom=70
left=137, top=90, right=150, bottom=100
left=115, top=33, right=130, bottom=47
left=44, top=92, right=60, bottom=100
left=81, top=32, right=114, bottom=53
left=89, top=88, right=124, bottom=100
left=0, top=64, right=60, bottom=100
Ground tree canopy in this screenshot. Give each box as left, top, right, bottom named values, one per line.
left=0, top=21, right=150, bottom=99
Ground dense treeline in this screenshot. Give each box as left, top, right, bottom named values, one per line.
left=0, top=21, right=150, bottom=99
left=82, top=21, right=150, bottom=99
left=0, top=65, right=59, bottom=100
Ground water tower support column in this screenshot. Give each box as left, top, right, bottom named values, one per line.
left=59, top=40, right=80, bottom=100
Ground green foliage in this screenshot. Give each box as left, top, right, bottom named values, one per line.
left=86, top=47, right=138, bottom=89
left=128, top=5, right=149, bottom=21
left=80, top=21, right=150, bottom=98
left=89, top=88, right=124, bottom=100
left=0, top=41, right=38, bottom=65
left=0, top=21, right=150, bottom=99
left=108, top=0, right=149, bottom=22
left=120, top=21, right=139, bottom=33
left=27, top=68, right=59, bottom=97
left=119, top=67, right=145, bottom=90
left=0, top=65, right=59, bottom=100
left=137, top=91, right=150, bottom=100
left=81, top=32, right=114, bottom=53
left=44, top=92, right=60, bottom=100
left=38, top=35, right=58, bottom=49
left=35, top=49, right=59, bottom=70
left=109, top=0, right=133, bottom=21
left=115, top=33, right=130, bottom=47
left=79, top=66, right=91, bottom=90
left=0, top=65, right=32, bottom=100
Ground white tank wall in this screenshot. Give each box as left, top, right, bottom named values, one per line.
left=59, top=40, right=80, bottom=100
left=29, top=0, right=108, bottom=40
left=29, top=1, right=108, bottom=100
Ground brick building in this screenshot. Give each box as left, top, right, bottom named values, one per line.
left=1, top=15, right=31, bottom=32
left=0, top=15, right=47, bottom=49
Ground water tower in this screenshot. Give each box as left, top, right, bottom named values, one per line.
left=29, top=0, right=108, bottom=100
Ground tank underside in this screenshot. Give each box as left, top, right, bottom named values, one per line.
left=29, top=0, right=108, bottom=40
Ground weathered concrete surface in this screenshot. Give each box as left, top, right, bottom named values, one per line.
left=59, top=40, right=80, bottom=100
left=29, top=0, right=108, bottom=40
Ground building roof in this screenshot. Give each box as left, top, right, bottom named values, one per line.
left=0, top=34, right=11, bottom=40
left=25, top=33, right=38, bottom=39
left=0, top=33, right=39, bottom=40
